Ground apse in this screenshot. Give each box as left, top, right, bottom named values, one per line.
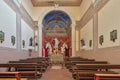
left=42, top=10, right=72, bottom=37
left=42, top=10, right=72, bottom=57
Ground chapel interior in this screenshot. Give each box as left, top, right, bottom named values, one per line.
left=0, top=0, right=120, bottom=80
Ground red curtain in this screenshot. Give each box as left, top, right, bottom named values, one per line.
left=42, top=48, right=48, bottom=57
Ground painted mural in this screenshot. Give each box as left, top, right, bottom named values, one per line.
left=42, top=10, right=72, bottom=57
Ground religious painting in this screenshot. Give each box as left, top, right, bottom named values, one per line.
left=89, top=40, right=92, bottom=47
left=11, top=36, right=15, bottom=46
left=80, top=39, right=85, bottom=46
left=22, top=40, right=25, bottom=48
left=110, top=30, right=117, bottom=42
left=29, top=37, right=33, bottom=46
left=99, top=35, right=104, bottom=45
left=0, top=31, right=4, bottom=43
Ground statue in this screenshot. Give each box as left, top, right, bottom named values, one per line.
left=61, top=42, right=68, bottom=53
left=46, top=42, right=52, bottom=55
left=29, top=37, right=33, bottom=46
left=54, top=38, right=59, bottom=49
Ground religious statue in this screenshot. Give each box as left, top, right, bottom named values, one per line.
left=54, top=38, right=59, bottom=49
left=29, top=37, right=33, bottom=46
left=61, top=42, right=68, bottom=53
left=46, top=42, right=52, bottom=55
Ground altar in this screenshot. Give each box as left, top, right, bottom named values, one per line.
left=49, top=53, right=64, bottom=68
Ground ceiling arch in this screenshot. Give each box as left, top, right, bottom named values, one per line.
left=42, top=10, right=72, bottom=37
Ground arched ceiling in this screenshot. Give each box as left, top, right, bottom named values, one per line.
left=42, top=10, right=71, bottom=37
left=43, top=10, right=71, bottom=27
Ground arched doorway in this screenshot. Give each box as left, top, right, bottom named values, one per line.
left=42, top=10, right=72, bottom=57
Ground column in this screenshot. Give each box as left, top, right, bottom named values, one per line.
left=38, top=24, right=43, bottom=57
left=16, top=13, right=21, bottom=51
left=72, top=24, right=76, bottom=57
left=93, top=13, right=98, bottom=52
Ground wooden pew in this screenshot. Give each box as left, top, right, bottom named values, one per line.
left=0, top=63, right=42, bottom=80
left=67, top=61, right=108, bottom=71
left=65, top=58, right=95, bottom=69
left=75, top=71, right=118, bottom=80
left=19, top=57, right=50, bottom=67
left=0, top=72, right=21, bottom=80
left=72, top=64, right=120, bottom=80
left=9, top=60, right=47, bottom=72
left=75, top=64, right=120, bottom=70
left=94, top=73, right=120, bottom=80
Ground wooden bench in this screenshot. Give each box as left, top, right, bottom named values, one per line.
left=65, top=59, right=95, bottom=69
left=65, top=57, right=95, bottom=61
left=67, top=61, right=108, bottom=71
left=0, top=72, right=21, bottom=80
left=73, top=64, right=120, bottom=71
left=72, top=64, right=120, bottom=80
left=0, top=63, right=42, bottom=80
left=9, top=60, right=47, bottom=72
left=75, top=71, right=118, bottom=80
left=94, top=73, right=120, bottom=80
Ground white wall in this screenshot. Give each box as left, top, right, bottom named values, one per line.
left=21, top=0, right=34, bottom=19
left=0, top=0, right=31, bottom=65
left=0, top=0, right=16, bottom=48
left=80, top=19, right=93, bottom=50
left=77, top=0, right=120, bottom=66
left=21, top=19, right=34, bottom=50
left=98, top=0, right=120, bottom=48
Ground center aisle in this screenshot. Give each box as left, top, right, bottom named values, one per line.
left=40, top=68, right=74, bottom=80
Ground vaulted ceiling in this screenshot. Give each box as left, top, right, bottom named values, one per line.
left=31, top=0, right=82, bottom=7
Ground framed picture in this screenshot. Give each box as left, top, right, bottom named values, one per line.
left=89, top=40, right=92, bottom=47
left=110, top=30, right=117, bottom=42
left=99, top=35, right=104, bottom=45
left=29, top=37, right=33, bottom=46
left=0, top=31, right=4, bottom=43
left=80, top=39, right=85, bottom=46
left=11, top=36, right=15, bottom=46
left=22, top=40, right=25, bottom=48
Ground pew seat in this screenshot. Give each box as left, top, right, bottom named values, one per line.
left=0, top=78, right=28, bottom=80
left=94, top=73, right=120, bottom=80
left=0, top=71, right=42, bottom=79
left=0, top=72, right=20, bottom=80
left=0, top=63, right=43, bottom=79
left=74, top=71, right=117, bottom=80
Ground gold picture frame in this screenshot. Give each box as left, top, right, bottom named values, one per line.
left=11, top=36, right=15, bottom=46
left=0, top=31, right=4, bottom=43
left=99, top=35, right=104, bottom=45
left=110, top=30, right=117, bottom=42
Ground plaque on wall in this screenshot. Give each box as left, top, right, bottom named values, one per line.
left=99, top=35, right=104, bottom=45
left=110, top=30, right=117, bottom=42
left=0, top=31, right=4, bottom=43
left=80, top=39, right=85, bottom=46
left=89, top=40, right=92, bottom=47
left=29, top=37, right=33, bottom=46
left=22, top=40, right=25, bottom=48
left=11, top=36, right=15, bottom=46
